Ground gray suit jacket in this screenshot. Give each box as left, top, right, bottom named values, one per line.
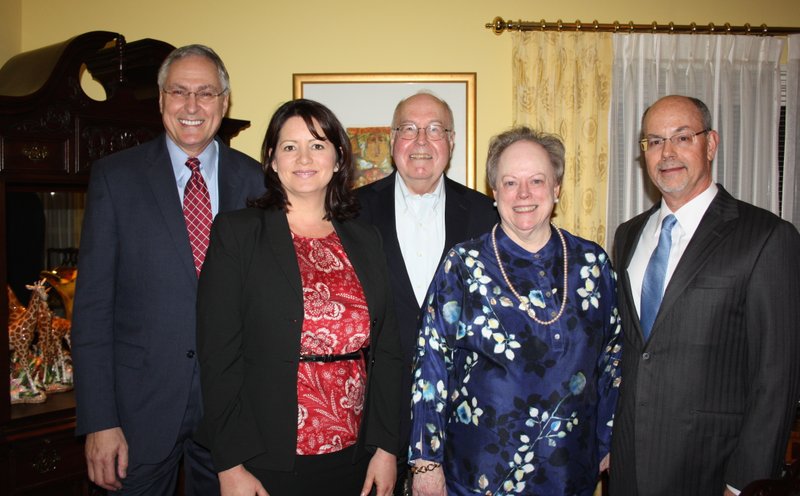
left=610, top=185, right=800, bottom=495
left=356, top=172, right=497, bottom=455
left=72, top=134, right=265, bottom=464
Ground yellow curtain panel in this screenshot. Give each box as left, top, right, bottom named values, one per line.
left=512, top=31, right=613, bottom=245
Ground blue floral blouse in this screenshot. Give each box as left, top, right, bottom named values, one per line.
left=409, top=225, right=622, bottom=496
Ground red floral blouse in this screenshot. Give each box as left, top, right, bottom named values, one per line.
left=293, top=231, right=370, bottom=455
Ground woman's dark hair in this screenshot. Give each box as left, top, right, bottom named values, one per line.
left=249, top=99, right=358, bottom=221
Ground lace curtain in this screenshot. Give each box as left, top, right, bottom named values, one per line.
left=783, top=35, right=800, bottom=229
left=512, top=31, right=613, bottom=245
left=606, top=34, right=785, bottom=248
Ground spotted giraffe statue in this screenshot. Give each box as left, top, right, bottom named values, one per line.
left=36, top=294, right=73, bottom=393
left=7, top=281, right=49, bottom=404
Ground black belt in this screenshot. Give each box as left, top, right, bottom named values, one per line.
left=299, top=349, right=365, bottom=363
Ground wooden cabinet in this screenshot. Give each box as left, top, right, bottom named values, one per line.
left=0, top=31, right=250, bottom=495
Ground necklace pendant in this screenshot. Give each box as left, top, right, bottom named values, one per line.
left=518, top=301, right=529, bottom=312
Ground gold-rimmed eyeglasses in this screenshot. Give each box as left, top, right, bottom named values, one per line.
left=640, top=129, right=710, bottom=152
left=162, top=88, right=228, bottom=104
left=392, top=123, right=452, bottom=141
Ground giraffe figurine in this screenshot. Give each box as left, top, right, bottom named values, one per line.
left=36, top=298, right=73, bottom=393
left=7, top=281, right=49, bottom=404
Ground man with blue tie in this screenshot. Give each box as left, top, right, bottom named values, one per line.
left=71, top=45, right=265, bottom=494
left=610, top=95, right=800, bottom=495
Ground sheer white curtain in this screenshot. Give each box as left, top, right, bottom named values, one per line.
left=607, top=33, right=785, bottom=249
left=783, top=35, right=800, bottom=229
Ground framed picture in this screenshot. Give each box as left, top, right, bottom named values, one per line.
left=293, top=73, right=477, bottom=189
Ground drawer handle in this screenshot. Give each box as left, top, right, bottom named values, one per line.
left=32, top=446, right=60, bottom=474
left=22, top=144, right=49, bottom=162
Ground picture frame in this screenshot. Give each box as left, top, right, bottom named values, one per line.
left=293, top=73, right=477, bottom=189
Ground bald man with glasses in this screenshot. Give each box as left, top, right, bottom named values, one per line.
left=356, top=92, right=497, bottom=494
left=610, top=95, right=800, bottom=495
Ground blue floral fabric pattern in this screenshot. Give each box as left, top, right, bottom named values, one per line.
left=409, top=226, right=622, bottom=496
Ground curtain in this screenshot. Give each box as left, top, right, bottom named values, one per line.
left=784, top=35, right=800, bottom=229
left=512, top=31, right=613, bottom=246
left=39, top=192, right=84, bottom=268
left=607, top=33, right=785, bottom=249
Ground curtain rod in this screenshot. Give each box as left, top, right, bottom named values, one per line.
left=485, top=16, right=800, bottom=36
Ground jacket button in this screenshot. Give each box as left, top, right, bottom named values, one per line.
left=186, top=350, right=196, bottom=358
left=642, top=352, right=651, bottom=360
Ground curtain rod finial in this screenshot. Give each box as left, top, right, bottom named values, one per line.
left=486, top=16, right=507, bottom=35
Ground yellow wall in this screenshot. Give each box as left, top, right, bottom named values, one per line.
left=0, top=0, right=21, bottom=66
left=6, top=0, right=800, bottom=192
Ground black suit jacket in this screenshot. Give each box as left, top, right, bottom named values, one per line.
left=610, top=186, right=800, bottom=495
left=195, top=208, right=403, bottom=472
left=355, top=172, right=497, bottom=455
left=72, top=135, right=265, bottom=464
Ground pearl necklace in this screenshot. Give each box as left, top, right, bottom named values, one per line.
left=491, top=223, right=568, bottom=325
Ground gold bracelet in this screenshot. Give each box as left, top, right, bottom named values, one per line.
left=410, top=462, right=442, bottom=474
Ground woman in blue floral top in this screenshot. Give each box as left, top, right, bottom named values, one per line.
left=409, top=127, right=622, bottom=496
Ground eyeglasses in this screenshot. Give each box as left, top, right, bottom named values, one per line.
left=162, top=88, right=227, bottom=104
left=639, top=129, right=710, bottom=152
left=392, top=123, right=452, bottom=141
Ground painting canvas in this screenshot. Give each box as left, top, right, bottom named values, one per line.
left=293, top=73, right=477, bottom=188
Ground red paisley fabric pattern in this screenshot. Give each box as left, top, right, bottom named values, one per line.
left=293, top=231, right=370, bottom=455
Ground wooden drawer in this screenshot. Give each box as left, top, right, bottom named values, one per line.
left=1, top=136, right=69, bottom=174
left=5, top=430, right=87, bottom=491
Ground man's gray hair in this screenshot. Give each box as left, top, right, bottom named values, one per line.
left=641, top=95, right=713, bottom=134
left=391, top=90, right=455, bottom=130
left=157, top=44, right=230, bottom=93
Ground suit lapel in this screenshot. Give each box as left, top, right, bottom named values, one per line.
left=654, top=187, right=739, bottom=332
left=144, top=137, right=197, bottom=284
left=443, top=177, right=471, bottom=261
left=618, top=207, right=656, bottom=343
left=371, top=173, right=417, bottom=307
left=217, top=139, right=250, bottom=212
left=263, top=209, right=303, bottom=298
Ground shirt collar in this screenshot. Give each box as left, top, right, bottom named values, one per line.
left=395, top=173, right=445, bottom=209
left=653, top=182, right=717, bottom=239
left=166, top=136, right=218, bottom=179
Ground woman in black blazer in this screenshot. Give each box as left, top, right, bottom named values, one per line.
left=196, top=99, right=402, bottom=496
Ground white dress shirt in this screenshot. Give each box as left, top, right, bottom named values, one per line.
left=395, top=175, right=446, bottom=307
left=166, top=136, right=221, bottom=217
left=627, top=183, right=718, bottom=315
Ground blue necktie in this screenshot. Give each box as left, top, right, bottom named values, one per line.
left=640, top=214, right=677, bottom=339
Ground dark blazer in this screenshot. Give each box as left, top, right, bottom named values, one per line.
left=356, top=171, right=497, bottom=454
left=610, top=185, right=800, bottom=495
left=72, top=135, right=265, bottom=464
left=195, top=208, right=403, bottom=472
